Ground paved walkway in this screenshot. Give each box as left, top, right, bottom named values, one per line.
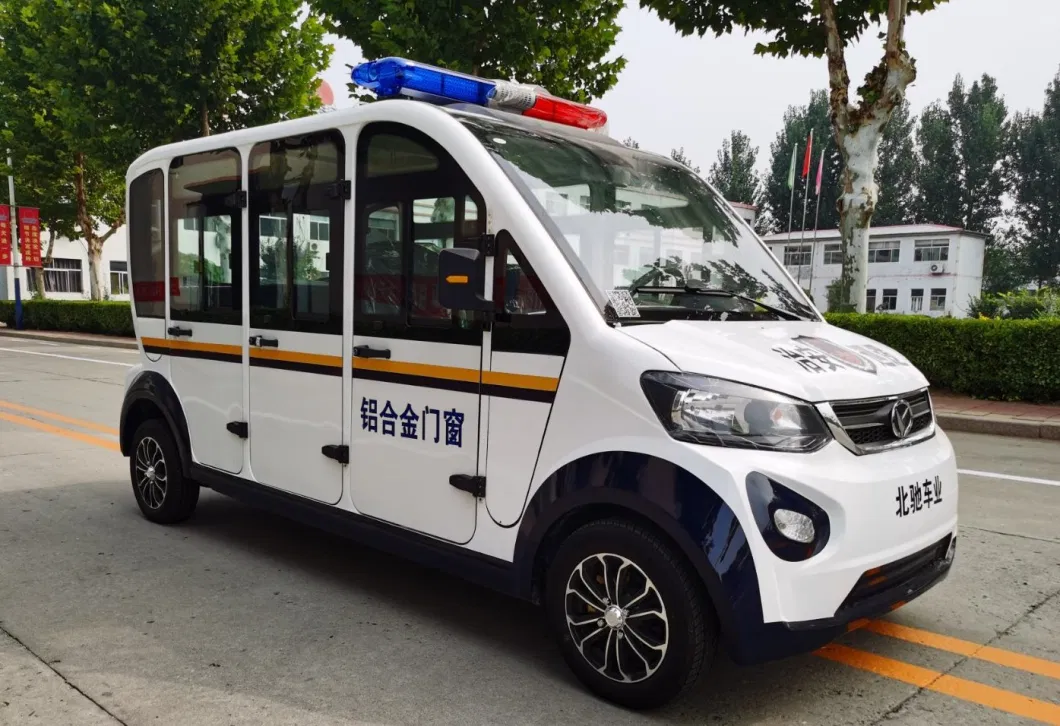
left=1, top=326, right=1057, bottom=439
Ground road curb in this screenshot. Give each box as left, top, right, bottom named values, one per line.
left=937, top=412, right=1060, bottom=441
left=0, top=328, right=139, bottom=350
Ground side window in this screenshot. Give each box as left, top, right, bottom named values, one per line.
left=168, top=150, right=242, bottom=323
left=249, top=131, right=345, bottom=333
left=492, top=230, right=570, bottom=356
left=128, top=169, right=165, bottom=318
left=355, top=124, right=484, bottom=343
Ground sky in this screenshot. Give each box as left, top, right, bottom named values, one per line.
left=318, top=0, right=1060, bottom=178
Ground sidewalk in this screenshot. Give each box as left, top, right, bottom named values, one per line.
left=932, top=392, right=1060, bottom=441
left=2, top=326, right=1057, bottom=440
left=0, top=325, right=137, bottom=350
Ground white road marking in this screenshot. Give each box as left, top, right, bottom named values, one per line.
left=0, top=347, right=134, bottom=367
left=959, top=468, right=1060, bottom=488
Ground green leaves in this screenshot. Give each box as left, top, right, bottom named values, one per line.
left=707, top=130, right=762, bottom=207
left=311, top=0, right=625, bottom=103
left=825, top=313, right=1060, bottom=403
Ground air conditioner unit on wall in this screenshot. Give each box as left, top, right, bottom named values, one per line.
left=929, top=264, right=946, bottom=275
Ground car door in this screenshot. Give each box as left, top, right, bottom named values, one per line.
left=348, top=123, right=484, bottom=544
left=246, top=130, right=348, bottom=504
left=165, top=149, right=246, bottom=474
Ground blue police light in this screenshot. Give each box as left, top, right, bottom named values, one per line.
left=350, top=57, right=609, bottom=131
left=351, top=57, right=496, bottom=105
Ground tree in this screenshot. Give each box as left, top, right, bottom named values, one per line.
left=915, top=74, right=1008, bottom=233
left=873, top=100, right=917, bottom=226
left=708, top=130, right=761, bottom=206
left=765, top=90, right=842, bottom=234
left=313, top=0, right=625, bottom=104
left=0, top=0, right=331, bottom=299
left=670, top=147, right=701, bottom=174
left=641, top=0, right=950, bottom=312
left=1007, top=68, right=1060, bottom=287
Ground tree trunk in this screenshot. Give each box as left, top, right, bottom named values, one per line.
left=87, top=238, right=105, bottom=300
left=31, top=228, right=56, bottom=298
left=201, top=102, right=210, bottom=137
left=820, top=0, right=915, bottom=312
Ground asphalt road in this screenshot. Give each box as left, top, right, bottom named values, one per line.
left=1, top=336, right=1058, bottom=726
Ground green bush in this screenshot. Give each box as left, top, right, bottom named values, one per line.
left=966, top=287, right=1059, bottom=320
left=825, top=313, right=1060, bottom=403
left=0, top=299, right=134, bottom=337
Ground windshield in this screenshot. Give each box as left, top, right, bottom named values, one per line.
left=458, top=113, right=819, bottom=322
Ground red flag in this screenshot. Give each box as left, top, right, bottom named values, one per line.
left=815, top=149, right=825, bottom=195
left=802, top=129, right=814, bottom=178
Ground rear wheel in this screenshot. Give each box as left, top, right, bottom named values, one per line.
left=130, top=419, right=198, bottom=524
left=545, top=518, right=718, bottom=710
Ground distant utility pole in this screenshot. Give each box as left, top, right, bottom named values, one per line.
left=6, top=139, right=24, bottom=329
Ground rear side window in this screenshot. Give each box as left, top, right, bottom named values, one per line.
left=168, top=149, right=243, bottom=323
left=128, top=169, right=166, bottom=318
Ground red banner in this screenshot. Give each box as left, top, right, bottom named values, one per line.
left=0, top=205, right=11, bottom=266
left=18, top=207, right=41, bottom=268
left=132, top=277, right=180, bottom=303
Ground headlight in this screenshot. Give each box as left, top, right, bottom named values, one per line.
left=640, top=372, right=832, bottom=453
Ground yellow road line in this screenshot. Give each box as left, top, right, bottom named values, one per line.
left=0, top=400, right=119, bottom=436
left=817, top=643, right=1060, bottom=725
left=864, top=620, right=1060, bottom=681
left=0, top=410, right=120, bottom=451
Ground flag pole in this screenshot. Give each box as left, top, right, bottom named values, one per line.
left=797, top=131, right=813, bottom=288
left=807, top=147, right=826, bottom=299
left=786, top=144, right=797, bottom=267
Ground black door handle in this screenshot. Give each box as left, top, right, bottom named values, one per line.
left=353, top=345, right=391, bottom=359
left=167, top=326, right=192, bottom=337
left=249, top=335, right=279, bottom=348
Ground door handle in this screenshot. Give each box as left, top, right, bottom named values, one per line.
left=249, top=335, right=279, bottom=348
left=353, top=345, right=391, bottom=359
left=167, top=326, right=192, bottom=337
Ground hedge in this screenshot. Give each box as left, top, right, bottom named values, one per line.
left=825, top=313, right=1060, bottom=403
left=0, top=299, right=135, bottom=337
left=1, top=302, right=1057, bottom=402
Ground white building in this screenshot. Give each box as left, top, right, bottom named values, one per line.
left=0, top=229, right=131, bottom=301
left=729, top=201, right=758, bottom=228
left=762, top=224, right=987, bottom=317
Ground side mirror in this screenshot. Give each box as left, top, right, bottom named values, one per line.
left=438, top=247, right=491, bottom=311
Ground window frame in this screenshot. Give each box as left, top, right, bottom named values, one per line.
left=492, top=230, right=570, bottom=356
left=353, top=122, right=487, bottom=346
left=109, top=260, right=129, bottom=296
left=880, top=288, right=898, bottom=311
left=782, top=244, right=812, bottom=267
left=930, top=287, right=947, bottom=311
left=866, top=288, right=877, bottom=312
left=168, top=148, right=244, bottom=325
left=822, top=243, right=842, bottom=266
left=868, top=239, right=901, bottom=264
left=910, top=288, right=924, bottom=313
left=914, top=239, right=950, bottom=262
left=248, top=129, right=346, bottom=335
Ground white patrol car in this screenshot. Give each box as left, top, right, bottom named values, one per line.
left=119, top=57, right=958, bottom=710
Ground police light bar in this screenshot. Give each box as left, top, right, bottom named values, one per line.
left=351, top=57, right=608, bottom=132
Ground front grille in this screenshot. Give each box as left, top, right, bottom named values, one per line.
left=827, top=389, right=933, bottom=453
left=838, top=534, right=952, bottom=614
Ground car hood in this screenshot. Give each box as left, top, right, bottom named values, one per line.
left=619, top=320, right=928, bottom=403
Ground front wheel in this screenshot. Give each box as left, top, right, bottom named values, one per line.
left=129, top=419, right=199, bottom=524
left=545, top=519, right=718, bottom=710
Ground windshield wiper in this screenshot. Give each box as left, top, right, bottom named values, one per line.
left=626, top=285, right=807, bottom=321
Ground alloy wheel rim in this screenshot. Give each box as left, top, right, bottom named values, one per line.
left=564, top=553, right=669, bottom=683
left=135, top=436, right=167, bottom=510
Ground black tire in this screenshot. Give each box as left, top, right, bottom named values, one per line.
left=129, top=418, right=199, bottom=524
left=545, top=518, right=717, bottom=710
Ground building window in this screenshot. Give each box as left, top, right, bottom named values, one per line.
left=868, top=239, right=900, bottom=263
left=915, top=239, right=949, bottom=262
left=880, top=288, right=897, bottom=311
left=30, top=257, right=84, bottom=294
left=823, top=243, right=842, bottom=265
left=910, top=288, right=924, bottom=312
left=930, top=288, right=947, bottom=311
left=783, top=244, right=812, bottom=266
left=110, top=260, right=129, bottom=296
left=866, top=289, right=877, bottom=312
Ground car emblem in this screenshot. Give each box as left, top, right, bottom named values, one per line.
left=890, top=399, right=915, bottom=438
left=792, top=336, right=878, bottom=374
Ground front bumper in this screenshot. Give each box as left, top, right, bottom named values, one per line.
left=730, top=531, right=956, bottom=665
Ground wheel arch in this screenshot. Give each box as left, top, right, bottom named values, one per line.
left=120, top=370, right=192, bottom=474
left=512, top=451, right=765, bottom=654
